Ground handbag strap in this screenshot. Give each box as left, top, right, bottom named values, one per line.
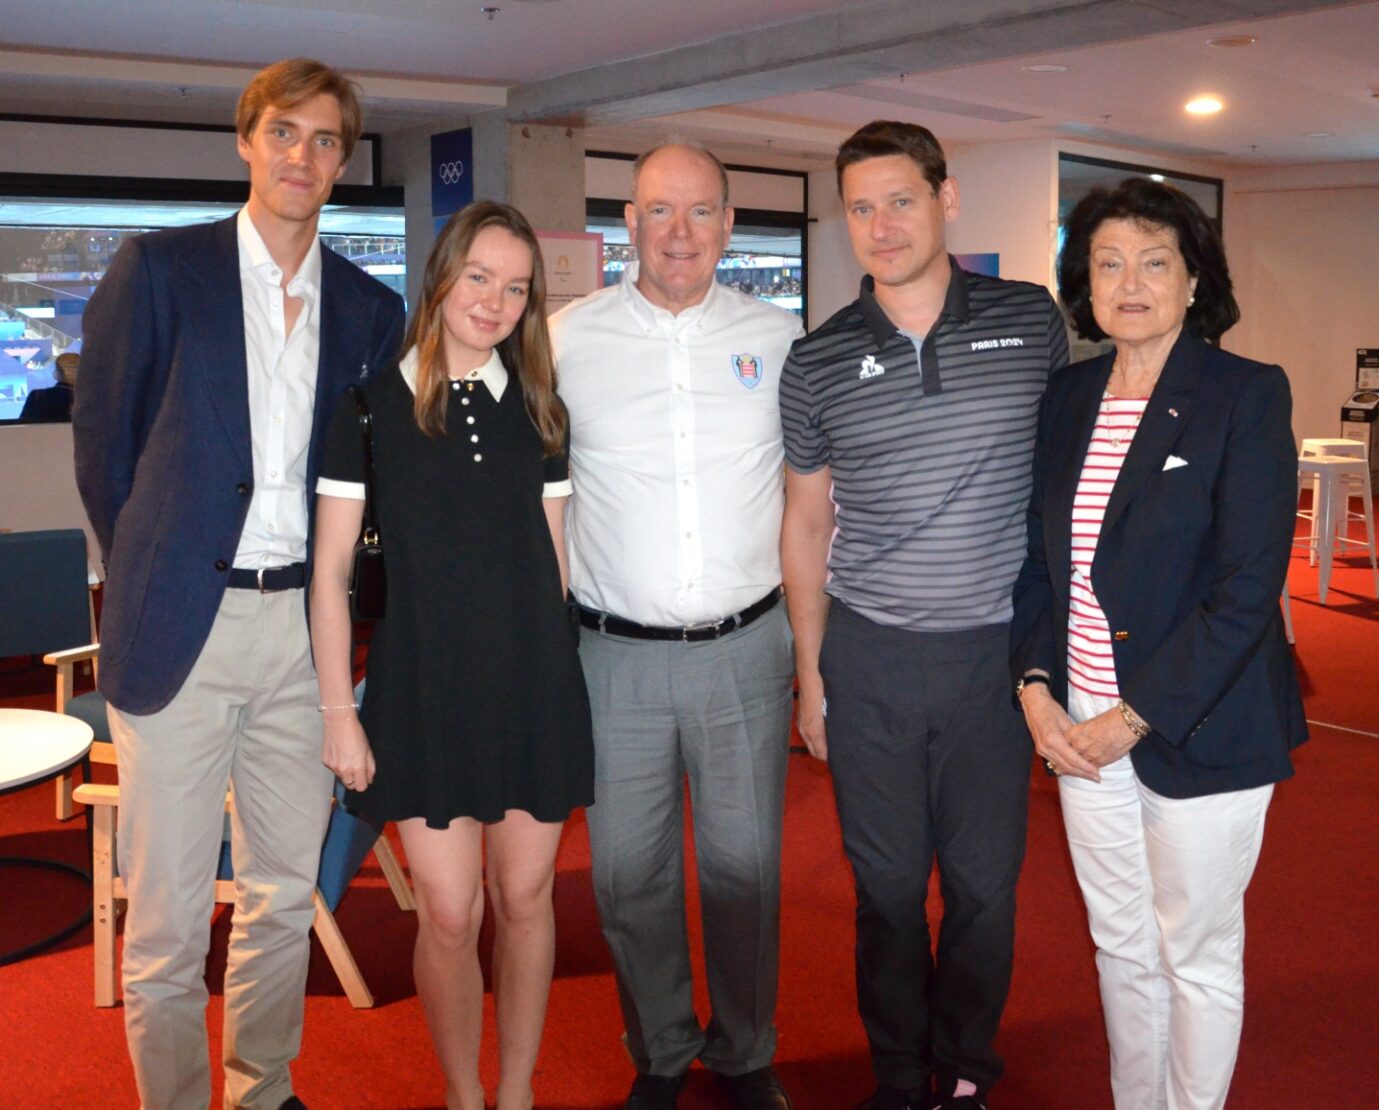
left=348, top=385, right=380, bottom=545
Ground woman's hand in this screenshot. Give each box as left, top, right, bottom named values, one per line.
left=1021, top=685, right=1100, bottom=782
left=322, top=711, right=376, bottom=792
left=1067, top=706, right=1140, bottom=769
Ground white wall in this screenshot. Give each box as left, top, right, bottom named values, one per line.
left=946, top=139, right=1059, bottom=291
left=0, top=118, right=376, bottom=185
left=0, top=422, right=99, bottom=571
left=1223, top=183, right=1379, bottom=445
left=806, top=168, right=859, bottom=329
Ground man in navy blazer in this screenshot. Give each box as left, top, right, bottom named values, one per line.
left=74, top=59, right=403, bottom=1110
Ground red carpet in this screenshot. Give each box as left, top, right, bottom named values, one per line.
left=2, top=544, right=1377, bottom=1108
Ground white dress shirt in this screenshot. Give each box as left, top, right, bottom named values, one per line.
left=315, top=346, right=573, bottom=500
left=234, top=207, right=321, bottom=569
left=550, top=269, right=804, bottom=626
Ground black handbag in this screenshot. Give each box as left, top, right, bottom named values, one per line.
left=347, top=386, right=386, bottom=621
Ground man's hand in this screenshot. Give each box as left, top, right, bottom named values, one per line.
left=796, top=673, right=828, bottom=761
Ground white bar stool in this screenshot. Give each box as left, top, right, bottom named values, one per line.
left=1299, top=438, right=1368, bottom=564
left=1295, top=455, right=1379, bottom=604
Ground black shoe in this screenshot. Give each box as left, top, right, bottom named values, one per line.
left=716, top=1065, right=793, bottom=1110
left=277, top=1100, right=307, bottom=1110
left=857, top=1088, right=924, bottom=1110
left=625, top=1072, right=686, bottom=1110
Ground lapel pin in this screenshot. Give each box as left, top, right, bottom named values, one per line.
left=1168, top=407, right=1179, bottom=417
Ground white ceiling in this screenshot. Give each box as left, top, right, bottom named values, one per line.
left=0, top=0, right=1375, bottom=168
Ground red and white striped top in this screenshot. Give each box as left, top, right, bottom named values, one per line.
left=1066, top=394, right=1150, bottom=698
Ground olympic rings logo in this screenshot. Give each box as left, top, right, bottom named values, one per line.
left=437, top=161, right=466, bottom=185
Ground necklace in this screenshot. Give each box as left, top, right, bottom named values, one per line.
left=1108, top=412, right=1141, bottom=449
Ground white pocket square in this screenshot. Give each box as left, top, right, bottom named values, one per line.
left=1163, top=455, right=1189, bottom=471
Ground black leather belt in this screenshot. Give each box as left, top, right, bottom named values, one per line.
left=578, top=588, right=782, bottom=642
left=227, top=562, right=306, bottom=592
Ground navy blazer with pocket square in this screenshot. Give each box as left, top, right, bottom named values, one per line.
left=74, top=214, right=404, bottom=715
left=1010, top=330, right=1307, bottom=798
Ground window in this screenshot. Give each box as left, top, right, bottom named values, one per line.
left=0, top=196, right=403, bottom=423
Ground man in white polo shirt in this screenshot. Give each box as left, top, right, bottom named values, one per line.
left=550, top=142, right=803, bottom=1110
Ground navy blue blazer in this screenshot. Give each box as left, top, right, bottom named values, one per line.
left=1010, top=331, right=1307, bottom=798
left=74, top=215, right=404, bottom=714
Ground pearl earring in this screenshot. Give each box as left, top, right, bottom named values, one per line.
left=1188, top=294, right=1196, bottom=306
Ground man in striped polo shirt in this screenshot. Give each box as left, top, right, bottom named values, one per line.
left=779, top=121, right=1069, bottom=1110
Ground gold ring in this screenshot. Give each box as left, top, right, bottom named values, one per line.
left=1045, top=759, right=1059, bottom=775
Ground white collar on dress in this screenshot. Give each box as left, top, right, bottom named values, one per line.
left=398, top=345, right=508, bottom=401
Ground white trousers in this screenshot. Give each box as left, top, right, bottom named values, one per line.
left=107, top=588, right=333, bottom=1110
left=1060, top=687, right=1273, bottom=1110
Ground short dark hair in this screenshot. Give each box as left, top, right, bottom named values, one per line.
left=835, top=120, right=947, bottom=195
left=1058, top=177, right=1239, bottom=342
left=236, top=58, right=363, bottom=163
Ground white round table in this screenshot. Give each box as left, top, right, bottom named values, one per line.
left=0, top=707, right=96, bottom=965
left=0, top=707, right=94, bottom=791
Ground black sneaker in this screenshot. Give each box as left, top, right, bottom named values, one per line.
left=930, top=1078, right=988, bottom=1110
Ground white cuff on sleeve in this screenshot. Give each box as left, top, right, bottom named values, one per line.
left=542, top=479, right=574, bottom=499
left=316, top=477, right=366, bottom=501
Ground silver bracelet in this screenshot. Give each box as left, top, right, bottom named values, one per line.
left=318, top=702, right=359, bottom=713
left=1117, top=698, right=1151, bottom=739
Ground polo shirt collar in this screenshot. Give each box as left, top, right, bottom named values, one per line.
left=857, top=254, right=970, bottom=346
left=398, top=345, right=508, bottom=401
left=619, top=261, right=719, bottom=331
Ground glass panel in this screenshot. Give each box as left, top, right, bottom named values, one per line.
left=0, top=198, right=404, bottom=423
left=587, top=215, right=804, bottom=319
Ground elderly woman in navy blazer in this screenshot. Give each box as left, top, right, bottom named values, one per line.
left=1011, top=177, right=1306, bottom=1110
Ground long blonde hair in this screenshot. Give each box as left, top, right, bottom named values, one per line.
left=403, top=201, right=565, bottom=455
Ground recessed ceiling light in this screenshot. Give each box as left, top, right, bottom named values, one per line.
left=1023, top=63, right=1068, bottom=73
left=1306, top=131, right=1335, bottom=138
left=1185, top=96, right=1224, bottom=115
left=1207, top=35, right=1258, bottom=48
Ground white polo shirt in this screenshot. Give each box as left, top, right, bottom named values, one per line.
left=550, top=269, right=803, bottom=627
left=234, top=207, right=321, bottom=569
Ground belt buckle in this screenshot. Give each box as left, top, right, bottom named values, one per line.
left=256, top=567, right=268, bottom=593
left=682, top=617, right=724, bottom=643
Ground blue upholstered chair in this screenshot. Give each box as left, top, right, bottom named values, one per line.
left=0, top=528, right=103, bottom=819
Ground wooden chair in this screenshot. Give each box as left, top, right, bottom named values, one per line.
left=72, top=777, right=414, bottom=1007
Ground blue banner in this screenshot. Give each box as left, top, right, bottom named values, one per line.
left=431, top=128, right=473, bottom=224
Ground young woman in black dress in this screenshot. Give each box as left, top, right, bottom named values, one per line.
left=310, top=201, right=593, bottom=1110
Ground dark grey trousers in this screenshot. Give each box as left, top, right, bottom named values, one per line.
left=820, top=601, right=1031, bottom=1093
left=579, top=603, right=794, bottom=1077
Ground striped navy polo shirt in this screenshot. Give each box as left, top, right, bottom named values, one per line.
left=781, top=258, right=1070, bottom=632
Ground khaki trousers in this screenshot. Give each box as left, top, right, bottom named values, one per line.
left=107, top=587, right=333, bottom=1110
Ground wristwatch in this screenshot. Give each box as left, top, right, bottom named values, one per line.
left=1015, top=673, right=1051, bottom=700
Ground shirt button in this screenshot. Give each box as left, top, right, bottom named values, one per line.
left=451, top=381, right=461, bottom=391
left=470, top=434, right=479, bottom=443
left=466, top=416, right=475, bottom=425
left=473, top=453, right=483, bottom=462
left=273, top=414, right=283, bottom=425
left=269, top=470, right=279, bottom=479
left=461, top=397, right=470, bottom=406
left=685, top=531, right=693, bottom=539
left=215, top=559, right=228, bottom=572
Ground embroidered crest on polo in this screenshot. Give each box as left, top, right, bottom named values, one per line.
left=859, top=354, right=885, bottom=380
left=732, top=353, right=764, bottom=389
